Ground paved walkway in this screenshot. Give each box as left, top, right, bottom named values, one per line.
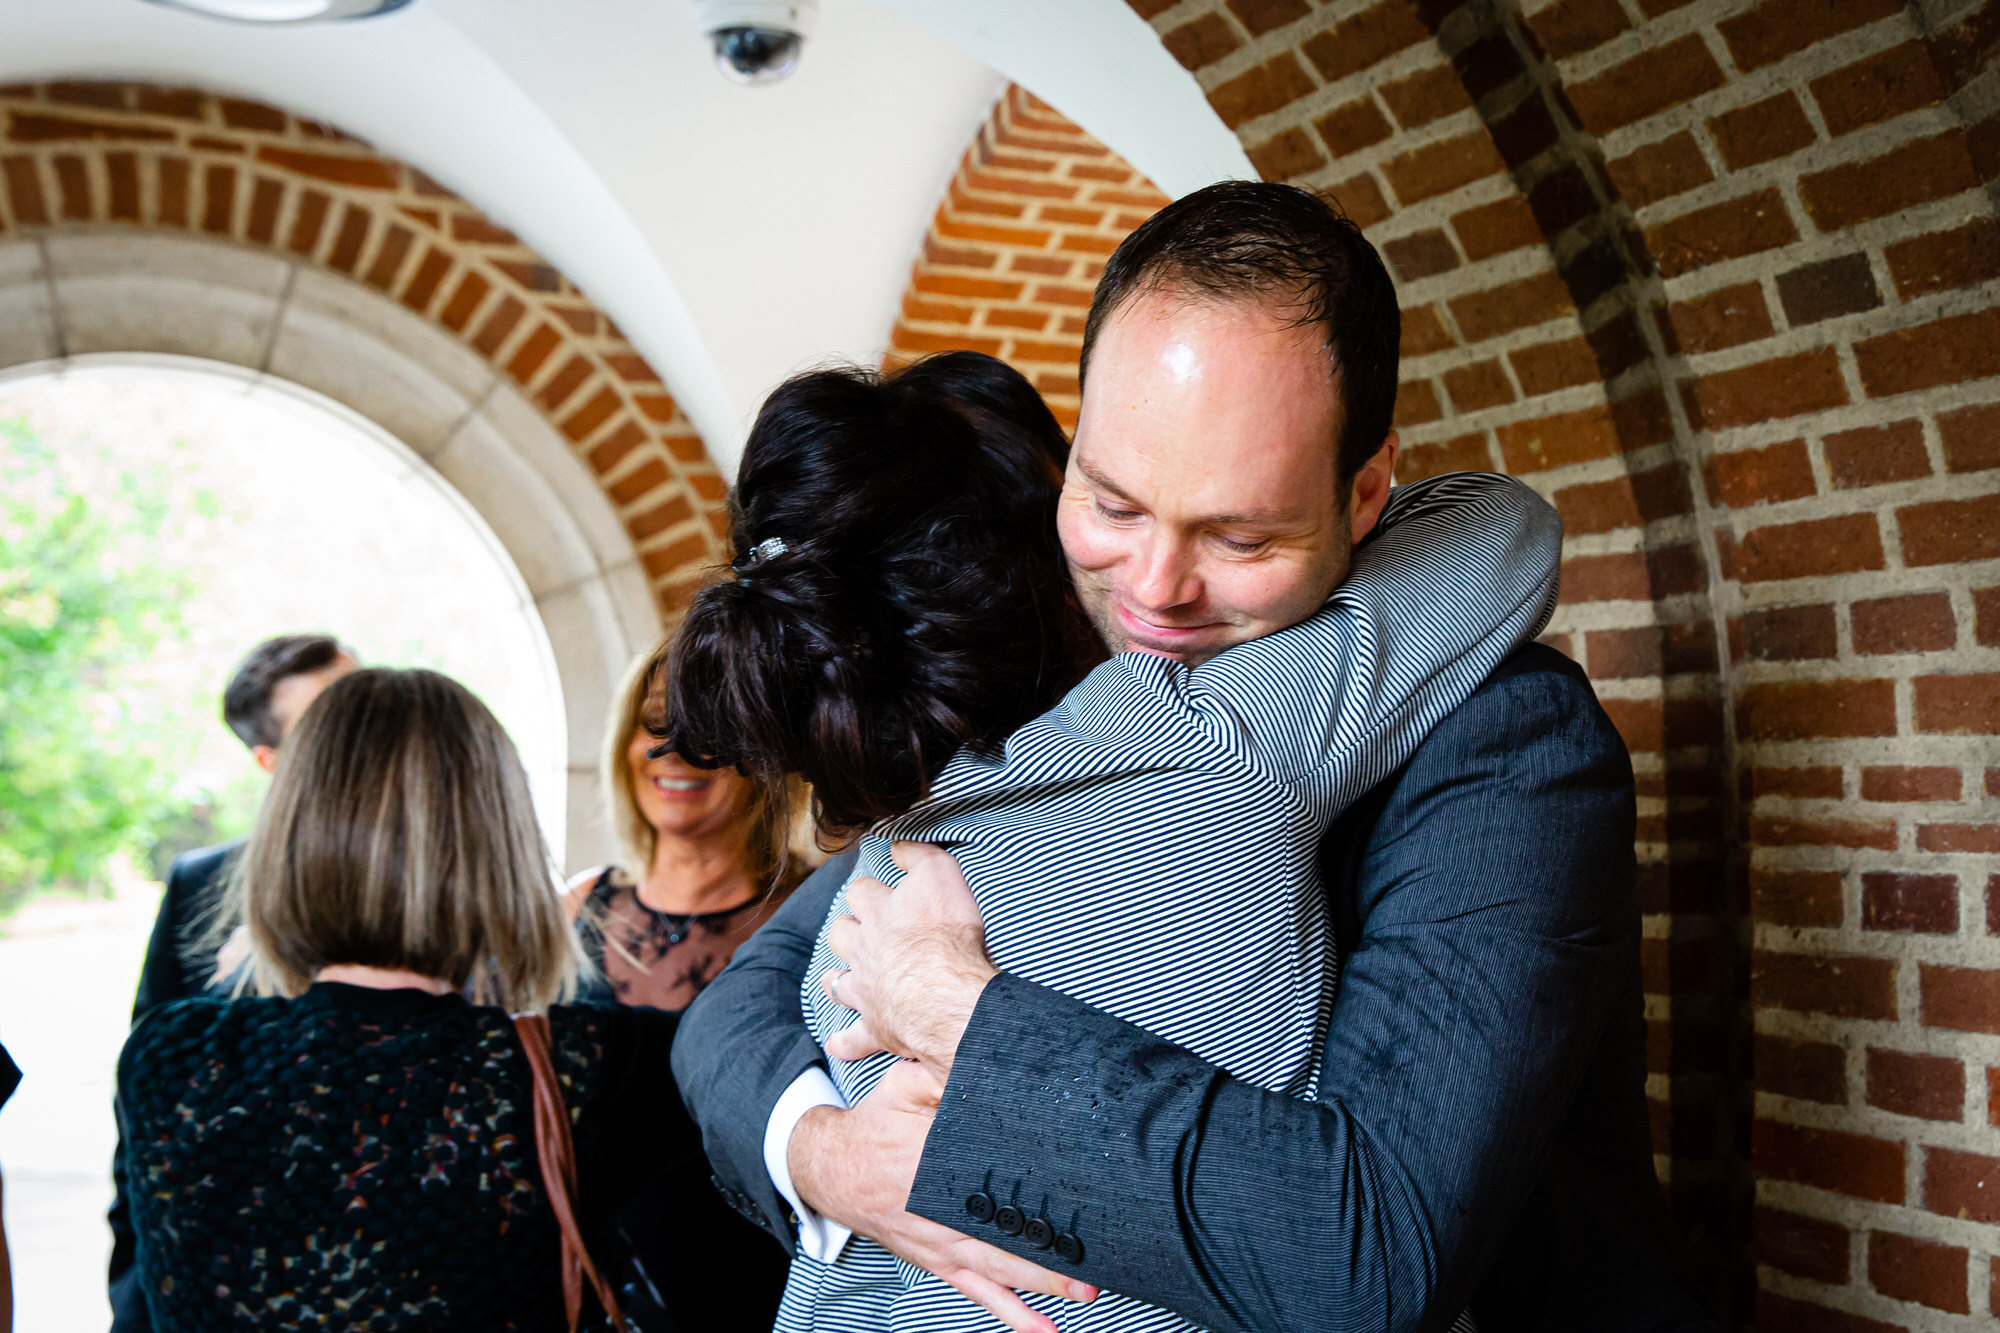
left=1, top=882, right=157, bottom=1333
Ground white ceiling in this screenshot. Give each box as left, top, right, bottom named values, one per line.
left=0, top=0, right=1249, bottom=471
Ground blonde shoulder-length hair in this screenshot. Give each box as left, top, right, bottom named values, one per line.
left=603, top=639, right=807, bottom=889
left=231, top=666, right=583, bottom=1012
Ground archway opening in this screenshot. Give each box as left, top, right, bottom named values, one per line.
left=0, top=355, right=567, bottom=1333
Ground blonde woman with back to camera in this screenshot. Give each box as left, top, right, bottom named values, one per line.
left=115, top=667, right=723, bottom=1333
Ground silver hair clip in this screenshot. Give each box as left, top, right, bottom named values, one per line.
left=732, top=536, right=788, bottom=574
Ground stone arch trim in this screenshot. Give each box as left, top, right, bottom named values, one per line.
left=0, top=243, right=658, bottom=873
left=0, top=80, right=728, bottom=615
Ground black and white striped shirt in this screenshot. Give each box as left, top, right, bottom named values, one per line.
left=777, top=472, right=1562, bottom=1333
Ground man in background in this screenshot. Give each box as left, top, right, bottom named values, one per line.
left=110, top=633, right=357, bottom=1330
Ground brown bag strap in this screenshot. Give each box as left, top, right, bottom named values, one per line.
left=513, top=1012, right=625, bottom=1333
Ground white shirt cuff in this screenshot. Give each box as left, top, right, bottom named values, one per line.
left=764, top=1066, right=853, bottom=1264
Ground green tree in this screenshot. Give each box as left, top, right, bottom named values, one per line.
left=0, top=420, right=199, bottom=909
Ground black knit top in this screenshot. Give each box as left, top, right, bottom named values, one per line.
left=117, top=983, right=692, bottom=1332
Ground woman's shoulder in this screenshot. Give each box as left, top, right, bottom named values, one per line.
left=562, top=864, right=624, bottom=920
left=119, top=994, right=289, bottom=1101
left=955, top=648, right=1206, bottom=769
left=128, top=992, right=284, bottom=1047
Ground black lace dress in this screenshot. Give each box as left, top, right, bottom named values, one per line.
left=117, top=984, right=762, bottom=1332
left=566, top=869, right=799, bottom=1331
left=573, top=868, right=797, bottom=1013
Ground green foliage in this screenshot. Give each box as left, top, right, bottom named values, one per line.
left=145, top=764, right=263, bottom=880
left=0, top=420, right=208, bottom=909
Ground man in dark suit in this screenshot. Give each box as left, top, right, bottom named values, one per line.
left=127, top=841, right=237, bottom=1022
left=672, top=184, right=1716, bottom=1332
left=110, top=634, right=356, bottom=1330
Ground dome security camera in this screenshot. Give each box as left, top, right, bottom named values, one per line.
left=693, top=0, right=819, bottom=86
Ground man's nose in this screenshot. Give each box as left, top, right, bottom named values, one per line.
left=1126, top=533, right=1200, bottom=612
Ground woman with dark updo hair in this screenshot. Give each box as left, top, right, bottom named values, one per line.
left=669, top=351, right=1103, bottom=833
left=666, top=351, right=1562, bottom=1332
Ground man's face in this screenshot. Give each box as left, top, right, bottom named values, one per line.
left=251, top=652, right=359, bottom=774
left=1059, top=290, right=1397, bottom=666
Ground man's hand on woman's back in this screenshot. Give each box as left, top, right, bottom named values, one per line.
left=820, top=840, right=997, bottom=1074
left=669, top=847, right=1092, bottom=1333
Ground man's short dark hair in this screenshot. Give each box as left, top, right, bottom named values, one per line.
left=1080, top=180, right=1401, bottom=484
left=222, top=634, right=351, bottom=750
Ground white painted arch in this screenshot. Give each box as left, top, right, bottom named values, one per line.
left=0, top=229, right=661, bottom=871
left=0, top=0, right=1248, bottom=473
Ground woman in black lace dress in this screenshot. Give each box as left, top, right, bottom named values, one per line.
left=562, top=638, right=806, bottom=1328
left=568, top=638, right=809, bottom=1009
left=115, top=669, right=746, bottom=1333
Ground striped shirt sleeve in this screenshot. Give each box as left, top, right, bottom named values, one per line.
left=1114, top=471, right=1562, bottom=807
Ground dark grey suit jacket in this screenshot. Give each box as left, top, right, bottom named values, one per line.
left=672, top=647, right=1718, bottom=1332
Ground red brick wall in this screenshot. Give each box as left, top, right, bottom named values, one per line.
left=0, top=81, right=726, bottom=614
left=917, top=2, right=2000, bottom=1326
left=886, top=87, right=1169, bottom=430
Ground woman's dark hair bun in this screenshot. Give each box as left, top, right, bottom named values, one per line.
left=666, top=351, right=1099, bottom=832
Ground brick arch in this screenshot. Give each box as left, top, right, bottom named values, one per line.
left=887, top=86, right=1169, bottom=431
left=910, top=3, right=2000, bottom=1326
left=0, top=80, right=728, bottom=616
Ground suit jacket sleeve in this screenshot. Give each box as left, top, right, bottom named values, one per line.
left=131, top=856, right=197, bottom=1023
left=671, top=847, right=858, bottom=1253
left=904, top=654, right=1645, bottom=1333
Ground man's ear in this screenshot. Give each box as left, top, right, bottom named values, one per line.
left=252, top=745, right=279, bottom=776
left=1348, top=432, right=1400, bottom=545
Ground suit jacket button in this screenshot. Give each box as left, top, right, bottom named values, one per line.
left=1024, top=1217, right=1054, bottom=1249
left=994, top=1205, right=1024, bottom=1236
left=1054, top=1232, right=1085, bottom=1264
left=965, top=1192, right=996, bottom=1223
